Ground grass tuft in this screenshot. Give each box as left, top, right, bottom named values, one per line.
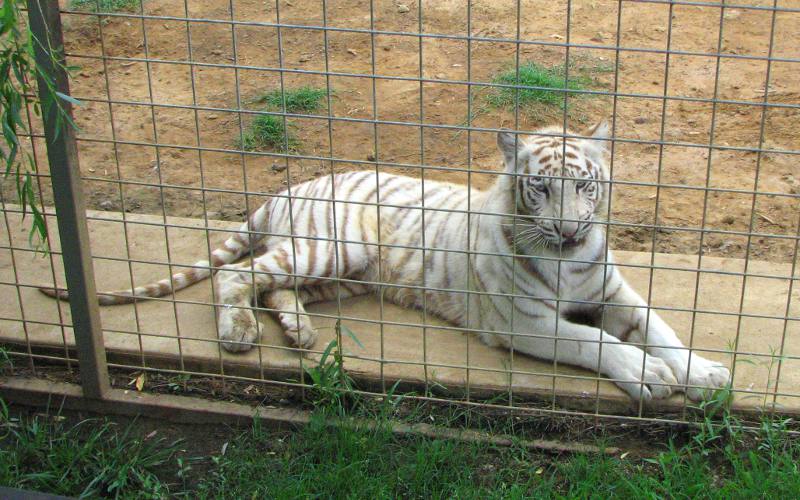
left=303, top=339, right=354, bottom=411
left=238, top=114, right=297, bottom=152
left=0, top=402, right=181, bottom=498
left=69, top=0, right=141, bottom=12
left=257, top=86, right=328, bottom=114
left=486, top=61, right=588, bottom=110
left=237, top=86, right=327, bottom=152
left=303, top=322, right=363, bottom=412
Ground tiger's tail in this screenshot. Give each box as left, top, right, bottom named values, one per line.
left=39, top=203, right=272, bottom=305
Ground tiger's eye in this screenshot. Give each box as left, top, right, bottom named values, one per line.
left=531, top=179, right=548, bottom=195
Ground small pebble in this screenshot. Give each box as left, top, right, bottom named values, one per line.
left=99, top=200, right=114, bottom=211
left=397, top=4, right=410, bottom=13
left=272, top=163, right=287, bottom=172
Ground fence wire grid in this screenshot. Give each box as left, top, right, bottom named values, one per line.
left=2, top=0, right=800, bottom=424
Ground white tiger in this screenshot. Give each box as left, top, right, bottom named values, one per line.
left=42, top=121, right=730, bottom=402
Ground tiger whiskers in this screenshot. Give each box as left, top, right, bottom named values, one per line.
left=505, top=224, right=552, bottom=253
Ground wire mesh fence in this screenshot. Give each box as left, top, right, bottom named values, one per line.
left=2, top=0, right=800, bottom=423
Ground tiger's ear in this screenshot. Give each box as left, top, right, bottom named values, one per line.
left=497, top=131, right=528, bottom=171
left=584, top=121, right=611, bottom=184
left=583, top=120, right=611, bottom=152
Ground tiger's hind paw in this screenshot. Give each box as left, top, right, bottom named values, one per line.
left=281, top=313, right=317, bottom=349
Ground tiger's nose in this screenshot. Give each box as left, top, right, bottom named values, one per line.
left=559, top=221, right=579, bottom=239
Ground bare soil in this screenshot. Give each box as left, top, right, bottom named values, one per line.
left=22, top=0, right=800, bottom=261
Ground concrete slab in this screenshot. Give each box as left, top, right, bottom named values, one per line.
left=2, top=207, right=800, bottom=414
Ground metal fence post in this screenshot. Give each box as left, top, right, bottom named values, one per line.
left=26, top=0, right=110, bottom=399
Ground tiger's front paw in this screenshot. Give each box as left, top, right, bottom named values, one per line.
left=683, top=355, right=731, bottom=401
left=218, top=305, right=260, bottom=352
left=615, top=353, right=678, bottom=402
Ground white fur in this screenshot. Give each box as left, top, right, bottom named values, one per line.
left=83, top=122, right=731, bottom=402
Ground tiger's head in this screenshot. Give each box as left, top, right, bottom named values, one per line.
left=497, top=122, right=610, bottom=250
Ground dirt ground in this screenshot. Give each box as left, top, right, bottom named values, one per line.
left=18, top=0, right=800, bottom=261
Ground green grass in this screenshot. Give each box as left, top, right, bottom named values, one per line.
left=486, top=61, right=589, bottom=110
left=197, top=412, right=800, bottom=499
left=303, top=339, right=356, bottom=411
left=238, top=114, right=298, bottom=152
left=256, top=86, right=328, bottom=114
left=196, top=413, right=539, bottom=499
left=0, top=402, right=180, bottom=498
left=69, top=0, right=141, bottom=12
left=3, top=396, right=800, bottom=499
left=237, top=87, right=326, bottom=152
